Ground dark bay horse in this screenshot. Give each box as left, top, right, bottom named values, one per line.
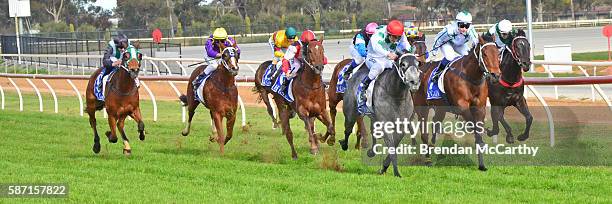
left=180, top=42, right=240, bottom=155
left=331, top=33, right=428, bottom=151
left=85, top=44, right=145, bottom=155
left=343, top=53, right=421, bottom=177
left=487, top=29, right=533, bottom=143
left=271, top=39, right=335, bottom=159
left=413, top=34, right=501, bottom=171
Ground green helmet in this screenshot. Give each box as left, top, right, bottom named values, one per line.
left=285, top=27, right=297, bottom=39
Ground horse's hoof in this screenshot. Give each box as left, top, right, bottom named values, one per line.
left=411, top=138, right=417, bottom=145
left=354, top=144, right=361, bottom=150
left=517, top=134, right=529, bottom=141
left=139, top=132, right=145, bottom=141
left=105, top=131, right=118, bottom=143
left=394, top=173, right=402, bottom=178
left=486, top=128, right=498, bottom=137
left=339, top=140, right=348, bottom=151
left=310, top=149, right=319, bottom=155
left=292, top=155, right=298, bottom=160
left=506, top=135, right=515, bottom=144
left=92, top=143, right=101, bottom=154
left=378, top=169, right=386, bottom=175
left=315, top=133, right=325, bottom=142
left=367, top=149, right=376, bottom=158
left=123, top=149, right=132, bottom=156
left=326, top=136, right=335, bottom=146
left=273, top=123, right=279, bottom=129
left=479, top=166, right=488, bottom=171
left=425, top=158, right=433, bottom=167
left=209, top=136, right=216, bottom=142
left=181, top=129, right=189, bottom=137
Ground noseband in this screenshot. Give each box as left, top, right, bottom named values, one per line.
left=473, top=42, right=497, bottom=76
left=220, top=47, right=238, bottom=71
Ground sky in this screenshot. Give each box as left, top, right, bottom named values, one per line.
left=93, top=0, right=117, bottom=11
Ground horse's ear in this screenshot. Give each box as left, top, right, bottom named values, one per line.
left=319, top=34, right=324, bottom=43
left=478, top=34, right=485, bottom=45
left=517, top=29, right=526, bottom=37
left=132, top=41, right=141, bottom=49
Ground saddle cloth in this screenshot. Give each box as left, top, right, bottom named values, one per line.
left=271, top=74, right=295, bottom=103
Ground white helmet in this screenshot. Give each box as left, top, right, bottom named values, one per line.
left=498, top=19, right=512, bottom=34
left=455, top=11, right=473, bottom=24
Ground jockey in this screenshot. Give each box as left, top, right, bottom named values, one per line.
left=431, top=11, right=479, bottom=80
left=102, top=34, right=130, bottom=77
left=343, top=22, right=378, bottom=78
left=357, top=20, right=410, bottom=114
left=278, top=30, right=327, bottom=92
left=487, top=19, right=514, bottom=53
left=193, top=27, right=241, bottom=88
left=268, top=27, right=298, bottom=72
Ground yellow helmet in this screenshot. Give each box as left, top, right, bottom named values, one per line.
left=405, top=26, right=418, bottom=38
left=212, top=28, right=228, bottom=40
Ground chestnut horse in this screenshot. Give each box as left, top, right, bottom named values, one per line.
left=487, top=29, right=533, bottom=143
left=270, top=39, right=335, bottom=159
left=85, top=44, right=145, bottom=155
left=180, top=42, right=240, bottom=154
left=413, top=34, right=501, bottom=171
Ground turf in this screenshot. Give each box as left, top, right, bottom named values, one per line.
left=0, top=92, right=610, bottom=203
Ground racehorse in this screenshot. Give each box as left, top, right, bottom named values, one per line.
left=85, top=43, right=145, bottom=155
left=332, top=33, right=428, bottom=151
left=180, top=42, right=240, bottom=155
left=413, top=34, right=501, bottom=171
left=343, top=53, right=421, bottom=177
left=270, top=39, right=335, bottom=159
left=486, top=29, right=533, bottom=143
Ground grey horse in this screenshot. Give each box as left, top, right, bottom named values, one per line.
left=342, top=54, right=421, bottom=177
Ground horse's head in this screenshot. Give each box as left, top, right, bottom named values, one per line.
left=510, top=29, right=531, bottom=72
left=408, top=33, right=427, bottom=64
left=218, top=41, right=240, bottom=76
left=303, top=39, right=325, bottom=74
left=477, top=33, right=501, bottom=81
left=396, top=53, right=421, bottom=91
left=121, top=42, right=143, bottom=79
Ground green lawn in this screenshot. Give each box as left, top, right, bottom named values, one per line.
left=0, top=92, right=610, bottom=203
left=535, top=51, right=611, bottom=61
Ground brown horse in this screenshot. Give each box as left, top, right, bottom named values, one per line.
left=85, top=44, right=145, bottom=155
left=271, top=39, right=335, bottom=159
left=180, top=42, right=240, bottom=155
left=413, top=34, right=501, bottom=171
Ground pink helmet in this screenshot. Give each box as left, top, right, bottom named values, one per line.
left=365, top=22, right=379, bottom=34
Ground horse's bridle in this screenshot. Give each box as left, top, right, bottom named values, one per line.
left=473, top=42, right=498, bottom=76
left=505, top=36, right=530, bottom=69
left=394, top=53, right=421, bottom=83
left=301, top=42, right=325, bottom=73
left=219, top=47, right=239, bottom=72
left=412, top=40, right=427, bottom=59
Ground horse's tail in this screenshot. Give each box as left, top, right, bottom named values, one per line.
left=179, top=94, right=188, bottom=106
left=251, top=85, right=264, bottom=103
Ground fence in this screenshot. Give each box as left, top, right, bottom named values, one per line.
left=0, top=54, right=611, bottom=147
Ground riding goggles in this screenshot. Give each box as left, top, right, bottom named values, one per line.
left=458, top=22, right=471, bottom=29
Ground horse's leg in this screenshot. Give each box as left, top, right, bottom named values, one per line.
left=224, top=112, right=237, bottom=145
left=181, top=98, right=199, bottom=136
left=515, top=97, right=533, bottom=142
left=414, top=106, right=432, bottom=165
left=487, top=105, right=502, bottom=137
left=467, top=106, right=487, bottom=171
left=339, top=114, right=355, bottom=151
left=356, top=116, right=368, bottom=149
left=130, top=108, right=145, bottom=141
left=105, top=114, right=119, bottom=143
left=329, top=96, right=339, bottom=134
left=261, top=93, right=278, bottom=128
left=117, top=115, right=131, bottom=155
left=315, top=110, right=335, bottom=146
left=498, top=108, right=515, bottom=144
left=278, top=104, right=298, bottom=159
left=431, top=108, right=447, bottom=145
left=211, top=111, right=225, bottom=154
left=301, top=115, right=318, bottom=155
left=87, top=108, right=101, bottom=154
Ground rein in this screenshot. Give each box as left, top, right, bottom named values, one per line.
left=109, top=66, right=139, bottom=96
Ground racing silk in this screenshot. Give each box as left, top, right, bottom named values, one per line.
left=352, top=30, right=371, bottom=57
left=269, top=30, right=296, bottom=58
left=487, top=24, right=514, bottom=48
left=281, top=41, right=304, bottom=73
left=102, top=40, right=131, bottom=69
left=367, top=26, right=410, bottom=58
left=432, top=22, right=479, bottom=51
left=205, top=35, right=240, bottom=58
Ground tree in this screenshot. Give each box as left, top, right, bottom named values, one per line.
left=116, top=0, right=166, bottom=29
left=37, top=0, right=66, bottom=23
left=245, top=16, right=252, bottom=34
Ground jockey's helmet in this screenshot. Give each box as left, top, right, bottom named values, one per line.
left=113, top=34, right=129, bottom=49
left=386, top=20, right=404, bottom=36
left=365, top=22, right=378, bottom=34
left=300, top=30, right=316, bottom=43
left=213, top=28, right=228, bottom=40
left=456, top=11, right=473, bottom=24
left=498, top=19, right=512, bottom=34
left=285, top=27, right=297, bottom=39
left=406, top=25, right=418, bottom=38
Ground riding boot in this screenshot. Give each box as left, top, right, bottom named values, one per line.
left=357, top=76, right=373, bottom=114
left=432, top=58, right=451, bottom=82
left=343, top=60, right=359, bottom=79
left=280, top=77, right=291, bottom=93
left=192, top=71, right=207, bottom=90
